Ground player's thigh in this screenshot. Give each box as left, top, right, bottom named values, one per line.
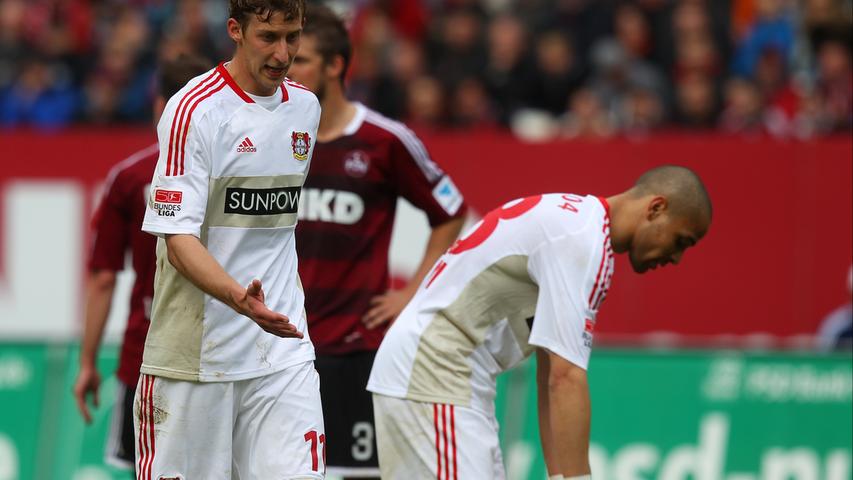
left=133, top=374, right=234, bottom=479
left=232, top=361, right=325, bottom=479
left=316, top=351, right=380, bottom=473
left=372, top=394, right=505, bottom=480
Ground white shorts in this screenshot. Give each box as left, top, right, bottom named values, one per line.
left=372, top=394, right=505, bottom=480
left=134, top=361, right=325, bottom=480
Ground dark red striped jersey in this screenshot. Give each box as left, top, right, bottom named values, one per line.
left=297, top=104, right=467, bottom=354
left=88, top=143, right=158, bottom=387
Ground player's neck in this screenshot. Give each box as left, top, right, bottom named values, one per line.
left=317, top=90, right=356, bottom=142
left=605, top=192, right=635, bottom=254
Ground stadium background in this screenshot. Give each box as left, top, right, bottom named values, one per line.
left=1, top=0, right=851, bottom=479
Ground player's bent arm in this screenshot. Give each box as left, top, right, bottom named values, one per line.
left=164, top=234, right=244, bottom=309
left=73, top=269, right=117, bottom=422
left=364, top=216, right=465, bottom=329
left=164, top=234, right=302, bottom=338
left=80, top=270, right=117, bottom=368
left=536, top=347, right=592, bottom=478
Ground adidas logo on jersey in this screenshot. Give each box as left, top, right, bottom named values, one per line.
left=236, top=137, right=257, bottom=153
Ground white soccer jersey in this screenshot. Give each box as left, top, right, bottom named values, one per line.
left=141, top=64, right=320, bottom=382
left=367, top=193, right=614, bottom=413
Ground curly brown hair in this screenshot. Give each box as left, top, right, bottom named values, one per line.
left=228, top=0, right=306, bottom=31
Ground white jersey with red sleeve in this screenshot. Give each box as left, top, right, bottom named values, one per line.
left=141, top=64, right=320, bottom=382
left=367, top=193, right=614, bottom=414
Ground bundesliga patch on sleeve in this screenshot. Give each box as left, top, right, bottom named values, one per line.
left=152, top=189, right=183, bottom=217
left=432, top=176, right=463, bottom=215
left=154, top=189, right=183, bottom=204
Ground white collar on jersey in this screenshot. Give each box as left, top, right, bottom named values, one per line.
left=342, top=102, right=367, bottom=136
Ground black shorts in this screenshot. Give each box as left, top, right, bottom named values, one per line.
left=315, top=350, right=380, bottom=477
left=105, top=381, right=136, bottom=470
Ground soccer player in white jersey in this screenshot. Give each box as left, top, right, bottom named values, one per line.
left=368, top=166, right=713, bottom=480
left=136, top=0, right=325, bottom=478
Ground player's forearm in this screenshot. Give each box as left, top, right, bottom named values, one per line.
left=80, top=270, right=117, bottom=367
left=164, top=234, right=246, bottom=314
left=537, top=349, right=559, bottom=475
left=545, top=353, right=592, bottom=476
left=405, top=216, right=465, bottom=292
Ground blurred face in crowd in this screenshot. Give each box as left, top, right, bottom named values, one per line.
left=536, top=31, right=573, bottom=76
left=724, top=78, right=761, bottom=118
left=819, top=41, right=851, bottom=81
left=672, top=2, right=709, bottom=39
left=444, top=10, right=480, bottom=52
left=615, top=3, right=650, bottom=58
left=406, top=76, right=445, bottom=126
left=488, top=15, right=525, bottom=69
left=678, top=73, right=716, bottom=123
left=629, top=198, right=709, bottom=273
left=288, top=34, right=330, bottom=100
left=227, top=10, right=303, bottom=95
left=390, top=39, right=425, bottom=83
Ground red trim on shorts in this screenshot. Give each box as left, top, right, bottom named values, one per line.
left=146, top=375, right=155, bottom=479
left=136, top=377, right=142, bottom=479
left=136, top=375, right=148, bottom=479
left=450, top=405, right=457, bottom=480
left=433, top=404, right=441, bottom=479
left=441, top=405, right=449, bottom=480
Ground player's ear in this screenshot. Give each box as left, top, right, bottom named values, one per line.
left=227, top=18, right=243, bottom=43
left=326, top=55, right=345, bottom=81
left=647, top=196, right=667, bottom=221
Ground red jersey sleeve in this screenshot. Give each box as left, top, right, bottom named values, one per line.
left=387, top=131, right=467, bottom=226
left=88, top=171, right=132, bottom=272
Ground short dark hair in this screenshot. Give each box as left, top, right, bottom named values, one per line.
left=633, top=165, right=713, bottom=220
left=158, top=54, right=212, bottom=99
left=229, top=0, right=306, bottom=31
left=303, top=4, right=351, bottom=81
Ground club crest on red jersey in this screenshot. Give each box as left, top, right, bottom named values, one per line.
left=343, top=150, right=370, bottom=177
left=291, top=131, right=311, bottom=161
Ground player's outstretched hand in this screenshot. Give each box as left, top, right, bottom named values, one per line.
left=243, top=279, right=303, bottom=339
left=72, top=365, right=101, bottom=424
left=363, top=289, right=411, bottom=330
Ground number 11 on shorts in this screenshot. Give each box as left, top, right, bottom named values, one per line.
left=304, top=430, right=326, bottom=472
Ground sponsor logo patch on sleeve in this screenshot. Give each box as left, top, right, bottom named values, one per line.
left=151, top=189, right=183, bottom=217
left=432, top=176, right=463, bottom=216
left=154, top=189, right=183, bottom=204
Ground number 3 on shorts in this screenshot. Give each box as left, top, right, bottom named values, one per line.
left=351, top=421, right=374, bottom=461
left=304, top=430, right=326, bottom=472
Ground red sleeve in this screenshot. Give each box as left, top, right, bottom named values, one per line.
left=388, top=133, right=467, bottom=227
left=88, top=172, right=131, bottom=272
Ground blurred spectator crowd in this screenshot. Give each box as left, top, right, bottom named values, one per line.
left=1, top=0, right=851, bottom=139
